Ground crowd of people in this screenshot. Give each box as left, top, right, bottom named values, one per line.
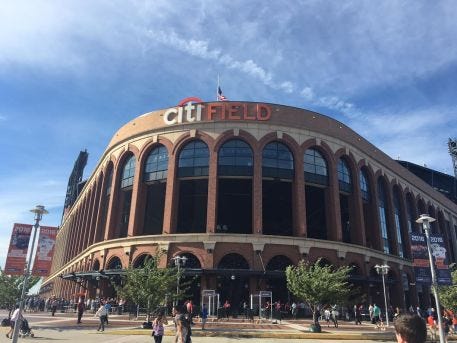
left=9, top=294, right=457, bottom=342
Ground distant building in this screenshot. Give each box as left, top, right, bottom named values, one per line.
left=42, top=101, right=457, bottom=310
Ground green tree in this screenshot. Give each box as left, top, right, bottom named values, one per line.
left=438, top=269, right=457, bottom=311
left=0, top=269, right=40, bottom=317
left=285, top=259, right=352, bottom=330
left=115, top=254, right=181, bottom=321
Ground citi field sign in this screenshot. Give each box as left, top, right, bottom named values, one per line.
left=163, top=97, right=272, bottom=125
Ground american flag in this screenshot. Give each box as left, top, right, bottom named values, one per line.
left=217, top=86, right=228, bottom=101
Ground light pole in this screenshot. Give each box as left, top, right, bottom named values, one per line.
left=375, top=264, right=390, bottom=327
left=12, top=205, right=48, bottom=343
left=416, top=214, right=445, bottom=343
left=172, top=255, right=187, bottom=306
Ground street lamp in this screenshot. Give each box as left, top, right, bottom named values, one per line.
left=172, top=255, right=187, bottom=306
left=374, top=264, right=390, bottom=327
left=416, top=214, right=445, bottom=343
left=12, top=205, right=48, bottom=343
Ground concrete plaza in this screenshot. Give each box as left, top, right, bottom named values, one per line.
left=0, top=309, right=441, bottom=342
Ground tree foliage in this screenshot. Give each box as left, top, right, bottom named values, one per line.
left=0, top=269, right=40, bottom=314
left=286, top=259, right=352, bottom=323
left=115, top=253, right=180, bottom=318
left=438, top=269, right=457, bottom=311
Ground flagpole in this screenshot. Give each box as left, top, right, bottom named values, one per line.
left=217, top=74, right=220, bottom=101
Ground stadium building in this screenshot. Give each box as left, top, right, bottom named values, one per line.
left=41, top=100, right=457, bottom=311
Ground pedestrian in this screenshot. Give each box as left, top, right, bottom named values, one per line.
left=95, top=302, right=108, bottom=332
left=223, top=300, right=231, bottom=320
left=6, top=306, right=22, bottom=339
left=173, top=306, right=189, bottom=343
left=331, top=305, right=339, bottom=328
left=291, top=302, right=297, bottom=320
left=76, top=299, right=85, bottom=324
left=394, top=314, right=427, bottom=343
left=369, top=304, right=374, bottom=322
left=372, top=303, right=381, bottom=329
left=324, top=307, right=331, bottom=327
left=201, top=303, right=208, bottom=330
left=104, top=299, right=111, bottom=324
left=354, top=304, right=361, bottom=325
left=51, top=298, right=58, bottom=316
left=152, top=313, right=168, bottom=343
left=427, top=312, right=437, bottom=341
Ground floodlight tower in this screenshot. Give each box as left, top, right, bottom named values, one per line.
left=448, top=138, right=457, bottom=178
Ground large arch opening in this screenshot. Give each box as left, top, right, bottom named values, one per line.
left=117, top=154, right=135, bottom=238
left=304, top=148, right=328, bottom=239
left=217, top=253, right=250, bottom=315
left=217, top=139, right=253, bottom=234
left=338, top=157, right=354, bottom=244
left=143, top=145, right=168, bottom=235
left=177, top=140, right=209, bottom=233
left=265, top=255, right=294, bottom=303
left=262, top=142, right=294, bottom=236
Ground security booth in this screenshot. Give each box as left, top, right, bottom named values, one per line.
left=250, top=290, right=273, bottom=321
left=201, top=289, right=219, bottom=317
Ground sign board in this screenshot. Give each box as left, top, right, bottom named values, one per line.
left=4, top=223, right=33, bottom=275
left=32, top=226, right=58, bottom=276
left=410, top=232, right=452, bottom=285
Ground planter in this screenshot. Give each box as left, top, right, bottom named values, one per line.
left=309, top=323, right=322, bottom=333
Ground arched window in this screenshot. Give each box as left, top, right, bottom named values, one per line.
left=143, top=145, right=168, bottom=235
left=360, top=169, right=370, bottom=202
left=338, top=158, right=353, bottom=243
left=218, top=139, right=253, bottom=176
left=304, top=148, right=329, bottom=240
left=406, top=194, right=416, bottom=233
left=304, top=148, right=328, bottom=185
left=262, top=142, right=294, bottom=236
left=218, top=253, right=250, bottom=269
left=107, top=256, right=122, bottom=270
left=144, top=145, right=168, bottom=182
left=118, top=155, right=135, bottom=238
left=178, top=140, right=209, bottom=177
left=121, top=156, right=135, bottom=188
left=217, top=139, right=253, bottom=234
left=177, top=140, right=209, bottom=233
left=262, top=141, right=294, bottom=179
left=266, top=255, right=294, bottom=271
left=393, top=189, right=406, bottom=258
left=378, top=179, right=391, bottom=254
left=133, top=254, right=153, bottom=268
left=337, top=158, right=352, bottom=193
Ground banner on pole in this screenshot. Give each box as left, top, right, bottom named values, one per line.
left=4, top=223, right=33, bottom=275
left=32, top=226, right=58, bottom=277
left=410, top=232, right=452, bottom=285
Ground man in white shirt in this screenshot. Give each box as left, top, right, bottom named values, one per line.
left=6, top=306, right=22, bottom=338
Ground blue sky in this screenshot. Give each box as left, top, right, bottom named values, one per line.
left=1, top=1, right=457, bottom=269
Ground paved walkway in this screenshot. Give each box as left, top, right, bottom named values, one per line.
left=0, top=310, right=452, bottom=341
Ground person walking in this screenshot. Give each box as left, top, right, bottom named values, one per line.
left=173, top=306, right=189, bottom=343
left=95, top=302, right=108, bottom=332
left=331, top=305, right=339, bottom=328
left=76, top=299, right=85, bottom=324
left=6, top=306, right=22, bottom=339
left=152, top=313, right=168, bottom=343
left=223, top=300, right=231, bottom=320
left=51, top=298, right=58, bottom=316
left=373, top=303, right=382, bottom=329
left=201, top=304, right=208, bottom=330
left=104, top=300, right=111, bottom=324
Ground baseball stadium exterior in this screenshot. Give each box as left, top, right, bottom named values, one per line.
left=41, top=100, right=457, bottom=311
